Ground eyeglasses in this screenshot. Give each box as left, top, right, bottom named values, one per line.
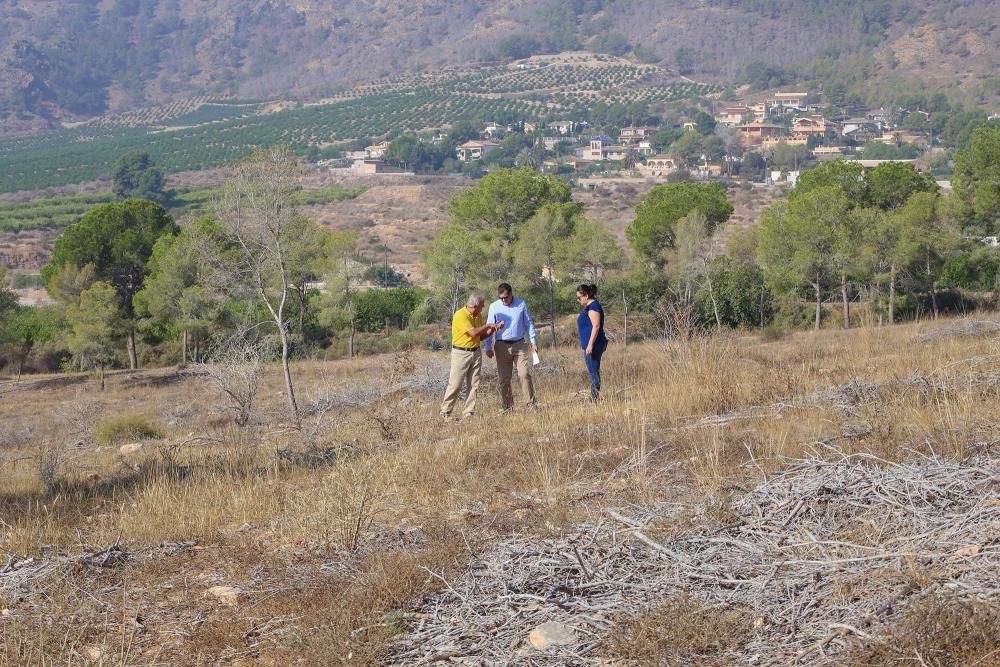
left=499, top=293, right=512, bottom=302
left=576, top=294, right=586, bottom=301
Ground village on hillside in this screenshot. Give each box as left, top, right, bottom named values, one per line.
left=326, top=89, right=994, bottom=188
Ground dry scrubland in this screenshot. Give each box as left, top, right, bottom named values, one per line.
left=1, top=316, right=999, bottom=666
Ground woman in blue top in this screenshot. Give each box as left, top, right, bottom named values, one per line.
left=576, top=283, right=608, bottom=401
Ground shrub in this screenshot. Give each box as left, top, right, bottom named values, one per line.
left=939, top=248, right=999, bottom=292
left=94, top=412, right=163, bottom=446
left=353, top=288, right=424, bottom=333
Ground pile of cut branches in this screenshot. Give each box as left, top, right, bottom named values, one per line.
left=388, top=452, right=999, bottom=665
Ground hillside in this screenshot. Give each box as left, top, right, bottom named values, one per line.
left=2, top=316, right=998, bottom=664
left=0, top=53, right=718, bottom=193
left=2, top=0, right=997, bottom=136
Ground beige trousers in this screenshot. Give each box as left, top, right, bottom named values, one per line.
left=440, top=348, right=482, bottom=417
left=494, top=340, right=536, bottom=410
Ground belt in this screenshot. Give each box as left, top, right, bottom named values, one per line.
left=452, top=345, right=479, bottom=352
left=497, top=338, right=524, bottom=345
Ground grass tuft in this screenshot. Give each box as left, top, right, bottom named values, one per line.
left=93, top=412, right=163, bottom=446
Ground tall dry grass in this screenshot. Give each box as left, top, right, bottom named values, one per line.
left=1, top=315, right=999, bottom=664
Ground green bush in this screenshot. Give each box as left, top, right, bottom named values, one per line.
left=939, top=248, right=999, bottom=292
left=353, top=288, right=424, bottom=333
left=94, top=412, right=163, bottom=446
left=694, top=259, right=773, bottom=329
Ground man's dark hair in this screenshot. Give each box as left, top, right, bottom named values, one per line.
left=497, top=282, right=513, bottom=296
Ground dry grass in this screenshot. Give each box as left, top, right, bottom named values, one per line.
left=602, top=594, right=753, bottom=665
left=1, top=315, right=999, bottom=664
left=844, top=592, right=1000, bottom=666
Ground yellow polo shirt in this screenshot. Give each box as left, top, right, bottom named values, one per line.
left=451, top=307, right=484, bottom=349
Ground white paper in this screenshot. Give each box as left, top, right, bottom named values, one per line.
left=532, top=351, right=541, bottom=366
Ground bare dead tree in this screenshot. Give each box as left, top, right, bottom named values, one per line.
left=215, top=146, right=301, bottom=422
left=193, top=333, right=263, bottom=427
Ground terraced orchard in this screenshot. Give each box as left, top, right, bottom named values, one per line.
left=0, top=54, right=719, bottom=194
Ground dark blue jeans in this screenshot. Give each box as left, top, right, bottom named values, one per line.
left=583, top=344, right=606, bottom=401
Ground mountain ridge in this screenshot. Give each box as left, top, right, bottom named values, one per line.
left=1, top=0, right=997, bottom=137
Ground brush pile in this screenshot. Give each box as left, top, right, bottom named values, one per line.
left=389, top=452, right=999, bottom=665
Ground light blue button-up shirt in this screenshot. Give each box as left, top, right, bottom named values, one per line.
left=484, top=297, right=537, bottom=352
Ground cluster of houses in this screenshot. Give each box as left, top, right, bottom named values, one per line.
left=326, top=90, right=950, bottom=180
left=715, top=92, right=921, bottom=155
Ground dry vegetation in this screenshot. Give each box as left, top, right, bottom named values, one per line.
left=1, top=314, right=999, bottom=665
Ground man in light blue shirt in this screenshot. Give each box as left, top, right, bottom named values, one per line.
left=484, top=283, right=538, bottom=412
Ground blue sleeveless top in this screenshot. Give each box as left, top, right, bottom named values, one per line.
left=577, top=301, right=608, bottom=350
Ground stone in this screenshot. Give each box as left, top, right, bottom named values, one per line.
left=398, top=396, right=413, bottom=408
left=204, top=585, right=243, bottom=606
left=528, top=621, right=575, bottom=650
left=953, top=544, right=981, bottom=557
left=119, top=443, right=143, bottom=455
left=82, top=646, right=103, bottom=661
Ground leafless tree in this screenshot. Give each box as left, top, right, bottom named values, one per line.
left=215, top=146, right=301, bottom=421
left=193, top=333, right=263, bottom=428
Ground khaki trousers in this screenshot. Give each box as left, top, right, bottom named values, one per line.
left=494, top=340, right=536, bottom=410
left=440, top=348, right=482, bottom=418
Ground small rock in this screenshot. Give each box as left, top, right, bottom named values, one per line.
left=528, top=621, right=575, bottom=650
left=204, top=585, right=243, bottom=606
left=82, top=646, right=103, bottom=661
left=119, top=443, right=143, bottom=455
left=398, top=396, right=413, bottom=408
left=1, top=608, right=11, bottom=617
left=953, top=544, right=981, bottom=557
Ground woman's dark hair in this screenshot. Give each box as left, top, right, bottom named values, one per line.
left=576, top=284, right=598, bottom=299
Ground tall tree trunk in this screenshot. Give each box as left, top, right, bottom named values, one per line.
left=99, top=364, right=105, bottom=391
left=127, top=328, right=138, bottom=370
left=706, top=271, right=722, bottom=328
left=622, top=288, right=629, bottom=348
left=889, top=264, right=896, bottom=325
left=182, top=328, right=188, bottom=365
left=841, top=272, right=850, bottom=329
left=193, top=330, right=200, bottom=363
left=927, top=252, right=938, bottom=319
left=814, top=275, right=821, bottom=331
left=279, top=325, right=299, bottom=420
left=349, top=316, right=356, bottom=359
left=760, top=285, right=765, bottom=332
left=548, top=278, right=557, bottom=350
left=296, top=287, right=306, bottom=338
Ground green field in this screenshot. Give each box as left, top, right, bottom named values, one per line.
left=0, top=57, right=719, bottom=194
left=0, top=193, right=115, bottom=232
left=174, top=186, right=368, bottom=215
left=0, top=187, right=366, bottom=233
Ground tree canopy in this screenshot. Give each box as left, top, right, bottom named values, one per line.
left=112, top=151, right=170, bottom=205
left=953, top=126, right=1000, bottom=233
left=42, top=198, right=176, bottom=367
left=626, top=182, right=733, bottom=264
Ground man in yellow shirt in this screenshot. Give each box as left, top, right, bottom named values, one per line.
left=440, top=291, right=504, bottom=420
